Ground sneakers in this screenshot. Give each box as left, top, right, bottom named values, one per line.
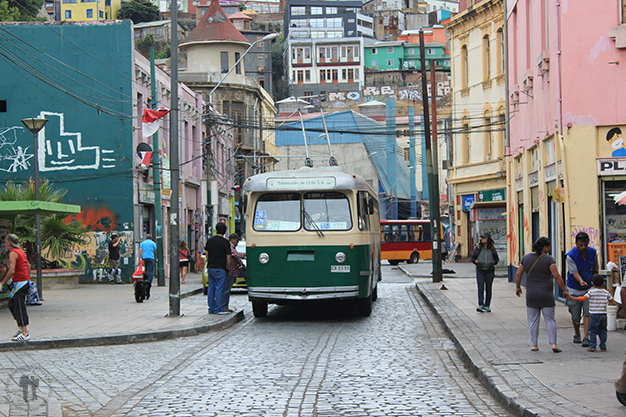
left=12, top=333, right=30, bottom=342
left=582, top=338, right=590, bottom=347
left=216, top=311, right=230, bottom=315
left=573, top=334, right=581, bottom=344
left=12, top=329, right=21, bottom=337
left=482, top=306, right=491, bottom=313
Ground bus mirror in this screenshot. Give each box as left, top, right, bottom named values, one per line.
left=242, top=195, right=247, bottom=214
left=368, top=197, right=375, bottom=215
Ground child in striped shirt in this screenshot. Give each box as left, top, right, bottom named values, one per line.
left=574, top=274, right=614, bottom=352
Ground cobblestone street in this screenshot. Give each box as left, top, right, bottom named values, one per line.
left=0, top=267, right=510, bottom=416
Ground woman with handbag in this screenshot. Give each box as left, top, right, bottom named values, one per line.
left=179, top=241, right=190, bottom=284
left=515, top=236, right=569, bottom=353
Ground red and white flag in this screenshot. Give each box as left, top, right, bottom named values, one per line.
left=142, top=108, right=169, bottom=137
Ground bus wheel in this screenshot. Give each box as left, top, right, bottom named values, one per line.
left=409, top=252, right=420, bottom=264
left=252, top=302, right=268, bottom=318
left=388, top=260, right=400, bottom=266
left=356, top=296, right=372, bottom=316
left=371, top=285, right=378, bottom=302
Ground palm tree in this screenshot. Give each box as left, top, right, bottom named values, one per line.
left=0, top=180, right=87, bottom=267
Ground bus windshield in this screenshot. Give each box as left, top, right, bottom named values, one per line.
left=253, top=193, right=301, bottom=231
left=303, top=192, right=352, bottom=231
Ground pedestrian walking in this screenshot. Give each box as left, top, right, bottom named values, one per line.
left=204, top=222, right=231, bottom=315
left=471, top=231, right=499, bottom=313
left=224, top=233, right=245, bottom=312
left=108, top=232, right=122, bottom=284
left=138, top=234, right=157, bottom=300
left=571, top=274, right=613, bottom=352
left=515, top=237, right=569, bottom=353
left=616, top=348, right=626, bottom=406
left=565, top=232, right=598, bottom=347
left=0, top=234, right=31, bottom=341
left=179, top=240, right=190, bottom=285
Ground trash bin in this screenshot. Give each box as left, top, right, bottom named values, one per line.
left=608, top=305, right=618, bottom=331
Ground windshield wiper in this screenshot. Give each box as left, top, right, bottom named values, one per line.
left=303, top=210, right=325, bottom=238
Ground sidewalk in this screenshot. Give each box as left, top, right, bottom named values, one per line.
left=0, top=272, right=244, bottom=352
left=400, top=261, right=626, bottom=417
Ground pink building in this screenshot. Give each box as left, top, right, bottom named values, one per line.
left=507, top=1, right=626, bottom=274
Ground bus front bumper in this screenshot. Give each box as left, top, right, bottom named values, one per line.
left=248, top=285, right=360, bottom=300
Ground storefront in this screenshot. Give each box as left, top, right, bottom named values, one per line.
left=599, top=159, right=626, bottom=266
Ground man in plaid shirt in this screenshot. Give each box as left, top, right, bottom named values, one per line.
left=223, top=233, right=246, bottom=312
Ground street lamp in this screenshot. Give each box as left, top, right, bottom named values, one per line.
left=207, top=32, right=279, bottom=104
left=21, top=117, right=49, bottom=300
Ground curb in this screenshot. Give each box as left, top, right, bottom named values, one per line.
left=0, top=286, right=242, bottom=352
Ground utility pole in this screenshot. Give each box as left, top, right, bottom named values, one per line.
left=430, top=59, right=443, bottom=279
left=419, top=30, right=442, bottom=283
left=169, top=0, right=180, bottom=316
left=150, top=47, right=165, bottom=287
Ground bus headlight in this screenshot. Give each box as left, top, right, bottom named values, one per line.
left=259, top=253, right=270, bottom=264
left=335, top=252, right=346, bottom=263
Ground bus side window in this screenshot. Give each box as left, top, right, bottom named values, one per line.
left=392, top=225, right=400, bottom=242
left=408, top=225, right=415, bottom=242
left=423, top=224, right=432, bottom=242
left=382, top=225, right=392, bottom=242
left=400, top=225, right=407, bottom=242
left=415, top=225, right=424, bottom=242
left=357, top=191, right=370, bottom=231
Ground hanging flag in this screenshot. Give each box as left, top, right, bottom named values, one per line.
left=142, top=108, right=170, bottom=137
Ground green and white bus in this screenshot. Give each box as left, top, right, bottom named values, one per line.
left=242, top=167, right=381, bottom=317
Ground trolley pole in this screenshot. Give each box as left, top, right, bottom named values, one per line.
left=150, top=47, right=165, bottom=287
left=419, top=30, right=442, bottom=283
left=169, top=0, right=180, bottom=316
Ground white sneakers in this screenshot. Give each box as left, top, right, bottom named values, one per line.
left=12, top=333, right=30, bottom=342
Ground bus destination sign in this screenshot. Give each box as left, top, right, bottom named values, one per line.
left=267, top=177, right=337, bottom=190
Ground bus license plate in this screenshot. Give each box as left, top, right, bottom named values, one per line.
left=331, top=265, right=350, bottom=273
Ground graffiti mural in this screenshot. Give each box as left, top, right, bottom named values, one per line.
left=65, top=207, right=118, bottom=232
left=38, top=112, right=116, bottom=171
left=55, top=231, right=134, bottom=282
left=571, top=225, right=600, bottom=249
left=0, top=126, right=33, bottom=173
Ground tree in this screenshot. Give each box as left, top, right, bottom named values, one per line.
left=0, top=0, right=20, bottom=21
left=0, top=181, right=87, bottom=267
left=118, top=0, right=159, bottom=24
left=136, top=33, right=155, bottom=56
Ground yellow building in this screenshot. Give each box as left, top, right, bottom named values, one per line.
left=61, top=0, right=121, bottom=21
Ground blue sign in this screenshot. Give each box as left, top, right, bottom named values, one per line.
left=462, top=195, right=475, bottom=212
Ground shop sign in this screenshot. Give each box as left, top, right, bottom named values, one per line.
left=139, top=183, right=155, bottom=205
left=478, top=189, right=505, bottom=203
left=598, top=158, right=626, bottom=176
left=462, top=194, right=475, bottom=212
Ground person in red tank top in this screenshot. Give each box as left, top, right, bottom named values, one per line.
left=1, top=234, right=31, bottom=341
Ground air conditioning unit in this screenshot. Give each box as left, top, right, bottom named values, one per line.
left=511, top=84, right=520, bottom=104
left=536, top=52, right=549, bottom=75
left=522, top=69, right=534, bottom=92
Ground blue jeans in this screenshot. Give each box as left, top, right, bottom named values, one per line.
left=589, top=313, right=608, bottom=350
left=207, top=268, right=227, bottom=314
left=143, top=258, right=155, bottom=283
left=222, top=274, right=236, bottom=309
left=476, top=269, right=495, bottom=307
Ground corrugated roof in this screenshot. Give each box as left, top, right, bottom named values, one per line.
left=180, top=0, right=249, bottom=46
left=229, top=11, right=253, bottom=20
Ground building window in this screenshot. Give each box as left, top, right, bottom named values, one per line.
left=372, top=60, right=378, bottom=67
left=235, top=52, right=241, bottom=74
left=462, top=116, right=470, bottom=164
left=233, top=20, right=242, bottom=29
left=355, top=68, right=359, bottom=79
left=347, top=68, right=354, bottom=80
left=332, top=69, right=338, bottom=81
left=483, top=35, right=491, bottom=80
left=497, top=110, right=505, bottom=158
left=426, top=48, right=434, bottom=54
left=257, top=36, right=265, bottom=48
left=408, top=48, right=415, bottom=54
left=258, top=76, right=265, bottom=89
left=326, top=6, right=337, bottom=14
left=310, top=18, right=324, bottom=27
left=387, top=46, right=394, bottom=53
left=461, top=45, right=468, bottom=89
left=342, top=69, right=347, bottom=80
left=311, top=6, right=323, bottom=14
left=258, top=55, right=265, bottom=69
left=386, top=59, right=394, bottom=66
left=65, top=9, right=71, bottom=18
left=342, top=46, right=346, bottom=58
left=297, top=70, right=304, bottom=82
left=291, top=6, right=305, bottom=15
left=371, top=48, right=377, bottom=54
left=86, top=8, right=93, bottom=18
left=331, top=47, right=338, bottom=59
left=305, top=70, right=311, bottom=81
left=305, top=47, right=310, bottom=59
left=497, top=28, right=504, bottom=76
left=320, top=70, right=326, bottom=81
left=220, top=52, right=229, bottom=73
left=483, top=110, right=492, bottom=160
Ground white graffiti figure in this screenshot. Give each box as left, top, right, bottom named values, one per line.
left=0, top=126, right=34, bottom=172
left=37, top=111, right=116, bottom=171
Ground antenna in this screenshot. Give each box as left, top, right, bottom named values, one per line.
left=297, top=109, right=313, bottom=167
left=318, top=107, right=338, bottom=166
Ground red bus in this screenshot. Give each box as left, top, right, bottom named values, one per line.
left=380, top=219, right=434, bottom=265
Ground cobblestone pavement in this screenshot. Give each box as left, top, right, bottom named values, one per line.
left=0, top=268, right=511, bottom=416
